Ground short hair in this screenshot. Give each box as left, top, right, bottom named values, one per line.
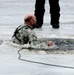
left=24, top=14, right=35, bottom=22
left=24, top=16, right=32, bottom=22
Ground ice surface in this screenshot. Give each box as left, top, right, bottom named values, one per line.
left=0, top=0, right=74, bottom=75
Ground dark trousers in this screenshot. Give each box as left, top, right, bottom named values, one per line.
left=34, top=0, right=60, bottom=25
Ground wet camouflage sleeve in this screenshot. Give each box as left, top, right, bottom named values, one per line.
left=27, top=28, right=38, bottom=45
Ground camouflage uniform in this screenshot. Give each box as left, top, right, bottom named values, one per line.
left=12, top=24, right=37, bottom=46
left=12, top=24, right=56, bottom=49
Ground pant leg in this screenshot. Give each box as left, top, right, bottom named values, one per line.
left=34, top=0, right=46, bottom=25
left=49, top=0, right=60, bottom=25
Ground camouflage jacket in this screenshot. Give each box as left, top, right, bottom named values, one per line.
left=12, top=24, right=37, bottom=45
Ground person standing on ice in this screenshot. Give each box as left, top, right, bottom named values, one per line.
left=12, top=14, right=53, bottom=48
left=34, top=0, right=60, bottom=29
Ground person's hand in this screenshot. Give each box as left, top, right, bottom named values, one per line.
left=47, top=41, right=53, bottom=46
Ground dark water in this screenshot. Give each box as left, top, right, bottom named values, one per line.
left=38, top=38, right=74, bottom=50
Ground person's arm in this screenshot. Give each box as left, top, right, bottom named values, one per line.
left=28, top=30, right=37, bottom=47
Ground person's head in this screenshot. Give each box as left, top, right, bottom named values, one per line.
left=47, top=41, right=53, bottom=46
left=24, top=14, right=36, bottom=29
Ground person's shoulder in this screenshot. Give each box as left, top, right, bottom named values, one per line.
left=19, top=24, right=27, bottom=30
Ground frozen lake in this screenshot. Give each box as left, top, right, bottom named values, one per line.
left=0, top=0, right=74, bottom=75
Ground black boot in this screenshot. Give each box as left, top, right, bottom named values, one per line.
left=35, top=23, right=42, bottom=28
left=52, top=24, right=59, bottom=29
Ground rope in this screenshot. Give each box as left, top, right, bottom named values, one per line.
left=18, top=48, right=74, bottom=69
